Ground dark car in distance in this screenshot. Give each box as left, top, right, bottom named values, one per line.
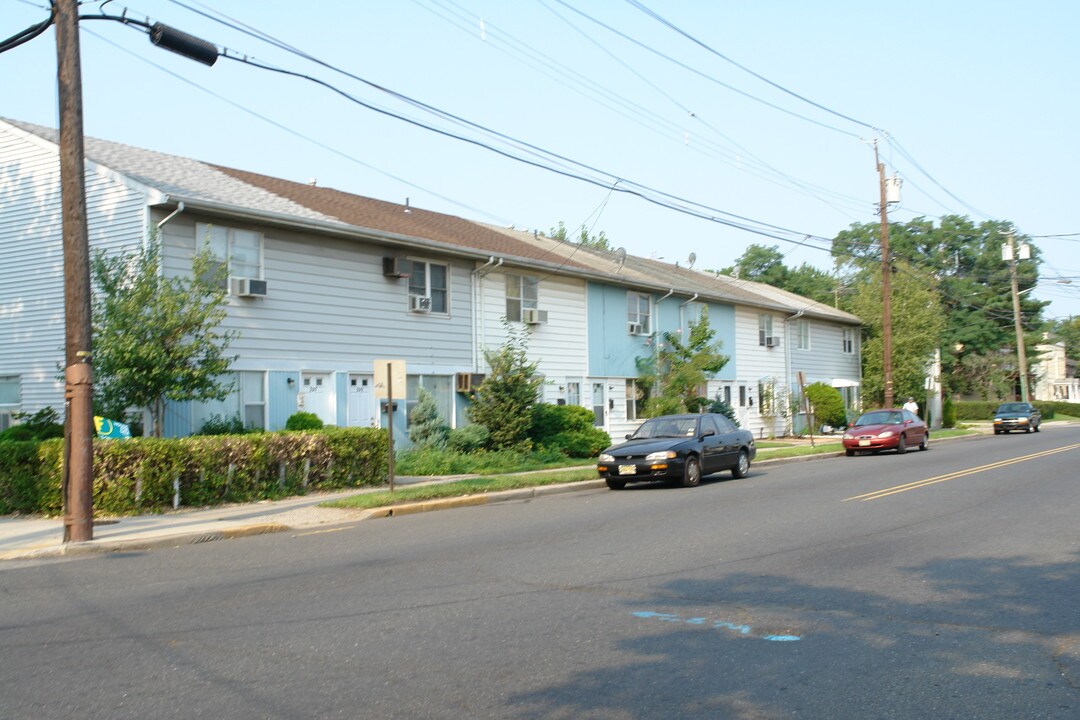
left=842, top=408, right=929, bottom=456
left=597, top=413, right=756, bottom=489
left=993, top=402, right=1041, bottom=434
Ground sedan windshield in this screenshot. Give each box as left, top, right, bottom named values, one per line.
left=854, top=411, right=902, bottom=426
left=633, top=417, right=698, bottom=439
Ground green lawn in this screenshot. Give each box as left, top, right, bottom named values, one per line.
left=323, top=468, right=600, bottom=510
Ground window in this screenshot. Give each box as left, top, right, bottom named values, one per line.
left=505, top=273, right=538, bottom=322
left=628, top=293, right=651, bottom=334
left=758, top=314, right=774, bottom=345
left=0, top=376, right=19, bottom=431
left=241, top=371, right=266, bottom=430
left=713, top=414, right=737, bottom=433
left=566, top=381, right=581, bottom=407
left=197, top=223, right=263, bottom=287
left=723, top=386, right=732, bottom=406
left=408, top=260, right=449, bottom=313
left=739, top=385, right=747, bottom=407
left=625, top=379, right=639, bottom=421
left=797, top=319, right=811, bottom=350
left=592, top=382, right=605, bottom=427
left=842, top=328, right=855, bottom=354
left=405, top=375, right=453, bottom=427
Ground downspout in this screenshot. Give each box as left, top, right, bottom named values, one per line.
left=156, top=201, right=185, bottom=233
left=652, top=289, right=675, bottom=398
left=472, top=257, right=501, bottom=372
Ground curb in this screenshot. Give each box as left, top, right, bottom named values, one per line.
left=0, top=523, right=289, bottom=562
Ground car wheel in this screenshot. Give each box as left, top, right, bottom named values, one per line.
left=896, top=434, right=907, bottom=454
left=1034, top=423, right=1041, bottom=433
left=845, top=448, right=855, bottom=457
left=731, top=450, right=750, bottom=479
left=994, top=429, right=1001, bottom=435
left=919, top=432, right=929, bottom=451
left=681, top=456, right=701, bottom=487
left=1025, top=425, right=1032, bottom=434
left=606, top=478, right=626, bottom=490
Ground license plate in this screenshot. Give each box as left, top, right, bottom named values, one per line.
left=618, top=465, right=637, bottom=475
left=858, top=440, right=870, bottom=447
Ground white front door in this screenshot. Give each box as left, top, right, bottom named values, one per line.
left=347, top=374, right=377, bottom=427
left=301, top=372, right=335, bottom=426
left=591, top=381, right=607, bottom=431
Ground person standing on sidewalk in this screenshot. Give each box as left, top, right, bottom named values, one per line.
left=902, top=397, right=919, bottom=416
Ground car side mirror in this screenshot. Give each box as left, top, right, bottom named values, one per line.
left=625, top=434, right=634, bottom=440
left=700, top=429, right=716, bottom=438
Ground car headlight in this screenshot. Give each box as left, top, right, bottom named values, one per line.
left=646, top=450, right=677, bottom=461
left=598, top=453, right=616, bottom=463
left=843, top=432, right=854, bottom=440
left=876, top=430, right=895, bottom=438
left=1018, top=418, right=1029, bottom=423
left=994, top=417, right=1002, bottom=422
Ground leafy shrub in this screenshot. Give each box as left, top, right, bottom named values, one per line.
left=942, top=396, right=957, bottom=428
left=708, top=397, right=738, bottom=425
left=395, top=445, right=568, bottom=476
left=447, top=424, right=490, bottom=453
left=804, top=382, right=846, bottom=428
left=547, top=429, right=611, bottom=458
left=285, top=412, right=324, bottom=431
left=0, top=407, right=64, bottom=443
left=0, top=427, right=387, bottom=516
left=530, top=404, right=611, bottom=457
left=196, top=413, right=249, bottom=435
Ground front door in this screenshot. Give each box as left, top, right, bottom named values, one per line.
left=591, top=382, right=607, bottom=431
left=301, top=372, right=335, bottom=426
left=347, top=374, right=377, bottom=427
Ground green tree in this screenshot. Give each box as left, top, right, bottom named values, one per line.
left=804, top=382, right=846, bottom=428
left=720, top=244, right=838, bottom=306
left=408, top=387, right=449, bottom=448
left=548, top=220, right=612, bottom=250
left=469, top=324, right=543, bottom=450
left=91, top=236, right=237, bottom=436
left=637, top=308, right=729, bottom=416
left=849, top=261, right=945, bottom=406
left=1047, top=316, right=1080, bottom=365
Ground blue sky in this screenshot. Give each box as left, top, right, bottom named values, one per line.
left=4, top=1, right=1078, bottom=320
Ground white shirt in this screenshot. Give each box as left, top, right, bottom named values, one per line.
left=902, top=401, right=918, bottom=414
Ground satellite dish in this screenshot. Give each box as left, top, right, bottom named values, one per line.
left=613, top=247, right=627, bottom=272
left=687, top=252, right=697, bottom=269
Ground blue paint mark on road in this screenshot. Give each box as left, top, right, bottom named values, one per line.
left=632, top=611, right=801, bottom=642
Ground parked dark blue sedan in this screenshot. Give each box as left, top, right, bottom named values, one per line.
left=597, top=413, right=756, bottom=489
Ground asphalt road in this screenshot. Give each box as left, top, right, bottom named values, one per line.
left=2, top=427, right=1078, bottom=719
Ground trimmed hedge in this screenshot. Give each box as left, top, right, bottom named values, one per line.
left=0, top=427, right=387, bottom=516
left=952, top=400, right=1080, bottom=421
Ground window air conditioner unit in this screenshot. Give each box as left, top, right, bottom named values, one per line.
left=765, top=336, right=780, bottom=348
left=628, top=322, right=644, bottom=335
left=409, top=294, right=432, bottom=312
left=233, top=277, right=268, bottom=297
left=522, top=308, right=548, bottom=325
left=383, top=256, right=409, bottom=278
left=456, top=372, right=486, bottom=393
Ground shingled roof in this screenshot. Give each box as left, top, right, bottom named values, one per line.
left=3, top=117, right=859, bottom=325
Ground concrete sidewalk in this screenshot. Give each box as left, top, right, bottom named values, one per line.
left=1, top=426, right=1005, bottom=563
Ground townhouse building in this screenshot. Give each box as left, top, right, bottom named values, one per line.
left=1, top=118, right=861, bottom=442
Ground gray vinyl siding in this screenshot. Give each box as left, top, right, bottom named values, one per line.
left=0, top=125, right=147, bottom=417
left=161, top=217, right=473, bottom=373
left=786, top=318, right=861, bottom=387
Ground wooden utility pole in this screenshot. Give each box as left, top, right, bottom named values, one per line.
left=1006, top=233, right=1030, bottom=402
left=55, top=0, right=95, bottom=542
left=874, top=140, right=894, bottom=408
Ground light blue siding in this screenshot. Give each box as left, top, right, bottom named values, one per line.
left=268, top=371, right=299, bottom=430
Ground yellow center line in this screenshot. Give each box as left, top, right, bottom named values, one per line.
left=843, top=443, right=1080, bottom=502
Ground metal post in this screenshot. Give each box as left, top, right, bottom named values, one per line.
left=55, top=0, right=94, bottom=542
left=385, top=362, right=396, bottom=493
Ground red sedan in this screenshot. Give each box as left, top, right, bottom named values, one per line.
left=842, top=408, right=929, bottom=456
